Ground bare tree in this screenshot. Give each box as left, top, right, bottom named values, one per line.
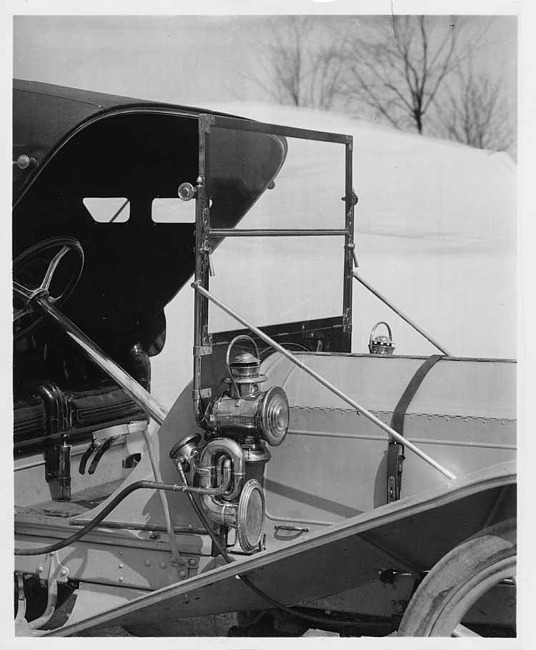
left=437, top=67, right=514, bottom=151
left=342, top=16, right=473, bottom=134
left=248, top=15, right=514, bottom=153
left=256, top=17, right=345, bottom=110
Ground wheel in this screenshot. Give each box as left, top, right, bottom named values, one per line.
left=13, top=237, right=84, bottom=340
left=398, top=518, right=516, bottom=637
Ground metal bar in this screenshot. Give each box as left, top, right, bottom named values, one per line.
left=140, top=428, right=182, bottom=565
left=192, top=115, right=212, bottom=423
left=211, top=114, right=350, bottom=144
left=274, top=525, right=310, bottom=533
left=32, top=296, right=186, bottom=565
left=209, top=228, right=347, bottom=238
left=192, top=283, right=456, bottom=481
left=36, top=297, right=167, bottom=424
left=14, top=573, right=27, bottom=626
left=109, top=198, right=130, bottom=223
left=28, top=553, right=59, bottom=630
left=69, top=519, right=207, bottom=535
left=353, top=272, right=452, bottom=356
left=342, top=137, right=355, bottom=349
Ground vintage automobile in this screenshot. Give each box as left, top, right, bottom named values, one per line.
left=13, top=79, right=516, bottom=637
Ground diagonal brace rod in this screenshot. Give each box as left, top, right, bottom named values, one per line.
left=192, top=282, right=456, bottom=481
left=353, top=271, right=451, bottom=356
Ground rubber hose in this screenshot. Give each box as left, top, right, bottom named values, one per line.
left=15, top=481, right=182, bottom=556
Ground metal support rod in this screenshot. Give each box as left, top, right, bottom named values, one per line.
left=36, top=297, right=168, bottom=424
left=28, top=553, right=59, bottom=630
left=193, top=118, right=211, bottom=424
left=342, top=137, right=355, bottom=349
left=14, top=573, right=27, bottom=626
left=69, top=520, right=208, bottom=535
left=211, top=113, right=349, bottom=143
left=208, top=228, right=348, bottom=238
left=353, top=272, right=451, bottom=356
left=32, top=296, right=184, bottom=564
left=140, top=429, right=182, bottom=565
left=192, top=283, right=457, bottom=481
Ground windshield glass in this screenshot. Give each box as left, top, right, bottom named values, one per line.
left=206, top=122, right=348, bottom=333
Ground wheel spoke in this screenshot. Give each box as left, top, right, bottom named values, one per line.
left=452, top=624, right=481, bottom=637
left=40, top=245, right=70, bottom=291
left=13, top=280, right=33, bottom=300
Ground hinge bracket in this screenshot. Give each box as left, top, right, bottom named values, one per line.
left=193, top=345, right=213, bottom=357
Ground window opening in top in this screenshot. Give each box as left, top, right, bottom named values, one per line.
left=83, top=197, right=130, bottom=223
left=151, top=198, right=196, bottom=223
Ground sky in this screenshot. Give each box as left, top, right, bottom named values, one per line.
left=12, top=14, right=517, bottom=114
left=13, top=15, right=267, bottom=105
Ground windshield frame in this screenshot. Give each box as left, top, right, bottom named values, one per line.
left=192, top=113, right=355, bottom=419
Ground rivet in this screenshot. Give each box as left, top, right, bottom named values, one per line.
left=160, top=561, right=167, bottom=569
left=60, top=567, right=68, bottom=576
left=119, top=563, right=124, bottom=569
left=179, top=570, right=187, bottom=578
left=188, top=558, right=196, bottom=567
left=145, top=560, right=151, bottom=567
left=119, top=577, right=124, bottom=582
left=119, top=551, right=124, bottom=556
left=38, top=566, right=44, bottom=573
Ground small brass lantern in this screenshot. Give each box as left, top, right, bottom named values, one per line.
left=368, top=321, right=395, bottom=356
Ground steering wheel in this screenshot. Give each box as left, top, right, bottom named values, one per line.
left=13, top=237, right=84, bottom=340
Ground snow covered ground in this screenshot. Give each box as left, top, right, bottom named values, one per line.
left=151, top=104, right=516, bottom=409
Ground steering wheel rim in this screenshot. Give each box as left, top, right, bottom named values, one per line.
left=13, top=236, right=84, bottom=340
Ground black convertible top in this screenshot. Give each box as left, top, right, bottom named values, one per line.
left=13, top=79, right=236, bottom=203
left=12, top=80, right=286, bottom=363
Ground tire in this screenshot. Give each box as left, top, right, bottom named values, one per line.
left=398, top=518, right=516, bottom=637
